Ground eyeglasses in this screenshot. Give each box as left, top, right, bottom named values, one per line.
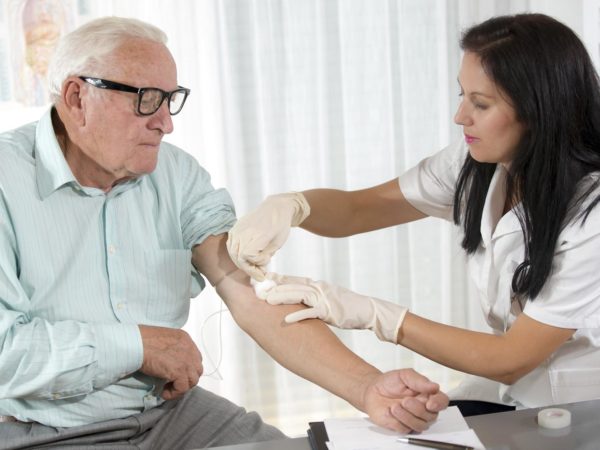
left=79, top=76, right=190, bottom=116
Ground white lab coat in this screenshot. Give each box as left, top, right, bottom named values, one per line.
left=399, top=140, right=600, bottom=408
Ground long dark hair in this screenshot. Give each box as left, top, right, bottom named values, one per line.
left=453, top=14, right=600, bottom=300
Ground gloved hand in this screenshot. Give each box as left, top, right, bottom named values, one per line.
left=258, top=273, right=408, bottom=343
left=226, top=193, right=310, bottom=281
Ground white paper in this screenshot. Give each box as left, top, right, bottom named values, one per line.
left=323, top=406, right=486, bottom=450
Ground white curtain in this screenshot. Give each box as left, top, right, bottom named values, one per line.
left=0, top=0, right=594, bottom=436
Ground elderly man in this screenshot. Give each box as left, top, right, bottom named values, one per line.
left=0, top=17, right=448, bottom=449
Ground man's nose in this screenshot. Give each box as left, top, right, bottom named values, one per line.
left=149, top=101, right=174, bottom=134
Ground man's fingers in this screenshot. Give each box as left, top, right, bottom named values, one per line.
left=189, top=361, right=202, bottom=387
left=371, top=397, right=440, bottom=434
left=161, top=384, right=175, bottom=400
left=162, top=357, right=203, bottom=401
left=161, top=382, right=179, bottom=400
left=398, top=368, right=440, bottom=396
left=369, top=404, right=418, bottom=434
left=189, top=372, right=200, bottom=389
left=192, top=348, right=204, bottom=381
left=426, top=391, right=450, bottom=412
left=164, top=376, right=192, bottom=400
left=390, top=397, right=440, bottom=432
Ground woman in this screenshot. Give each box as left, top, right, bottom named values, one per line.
left=227, top=13, right=600, bottom=416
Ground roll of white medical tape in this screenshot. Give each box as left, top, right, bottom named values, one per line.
left=537, top=408, right=571, bottom=429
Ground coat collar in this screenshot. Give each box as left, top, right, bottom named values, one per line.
left=480, top=165, right=522, bottom=246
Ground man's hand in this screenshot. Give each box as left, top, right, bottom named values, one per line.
left=226, top=193, right=310, bottom=281
left=138, top=325, right=203, bottom=400
left=361, top=369, right=449, bottom=432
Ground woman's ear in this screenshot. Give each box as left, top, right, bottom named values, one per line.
left=60, top=77, right=86, bottom=126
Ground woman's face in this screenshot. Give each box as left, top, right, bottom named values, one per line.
left=454, top=51, right=525, bottom=166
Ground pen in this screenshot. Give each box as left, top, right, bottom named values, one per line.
left=396, top=436, right=474, bottom=450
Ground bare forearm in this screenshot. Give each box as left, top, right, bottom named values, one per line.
left=301, top=189, right=365, bottom=237
left=398, top=313, right=574, bottom=384
left=301, top=180, right=425, bottom=237
left=192, top=234, right=379, bottom=410
left=218, top=271, right=379, bottom=411
left=399, top=314, right=516, bottom=383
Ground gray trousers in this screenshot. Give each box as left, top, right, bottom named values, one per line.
left=0, top=387, right=286, bottom=450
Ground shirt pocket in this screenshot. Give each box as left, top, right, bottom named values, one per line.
left=549, top=367, right=600, bottom=404
left=139, top=249, right=194, bottom=326
left=40, top=380, right=94, bottom=400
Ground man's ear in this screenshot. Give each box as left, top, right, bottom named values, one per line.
left=61, top=77, right=87, bottom=126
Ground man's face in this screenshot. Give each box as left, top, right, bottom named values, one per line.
left=73, top=38, right=177, bottom=188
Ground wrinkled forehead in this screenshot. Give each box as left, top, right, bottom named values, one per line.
left=100, top=37, right=178, bottom=89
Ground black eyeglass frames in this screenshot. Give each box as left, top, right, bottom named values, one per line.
left=79, top=76, right=190, bottom=116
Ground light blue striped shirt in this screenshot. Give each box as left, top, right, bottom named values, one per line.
left=0, top=108, right=236, bottom=426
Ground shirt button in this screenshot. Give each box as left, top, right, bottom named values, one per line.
left=52, top=393, right=60, bottom=400
left=116, top=303, right=126, bottom=310
left=108, top=245, right=116, bottom=254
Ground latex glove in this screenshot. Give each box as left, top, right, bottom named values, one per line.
left=261, top=273, right=408, bottom=343
left=227, top=193, right=310, bottom=281
left=363, top=369, right=449, bottom=432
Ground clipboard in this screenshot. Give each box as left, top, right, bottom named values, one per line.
left=307, top=421, right=329, bottom=450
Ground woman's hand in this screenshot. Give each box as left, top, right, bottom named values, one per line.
left=226, top=193, right=310, bottom=280
left=258, top=272, right=408, bottom=343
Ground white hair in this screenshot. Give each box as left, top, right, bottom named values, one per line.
left=47, top=16, right=167, bottom=102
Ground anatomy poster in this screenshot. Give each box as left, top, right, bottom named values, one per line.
left=0, top=0, right=91, bottom=106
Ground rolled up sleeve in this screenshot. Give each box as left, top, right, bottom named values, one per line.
left=399, top=139, right=467, bottom=221
left=177, top=154, right=236, bottom=249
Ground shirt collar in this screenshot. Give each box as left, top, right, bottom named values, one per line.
left=35, top=107, right=78, bottom=200
left=480, top=165, right=521, bottom=244
left=34, top=107, right=143, bottom=199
